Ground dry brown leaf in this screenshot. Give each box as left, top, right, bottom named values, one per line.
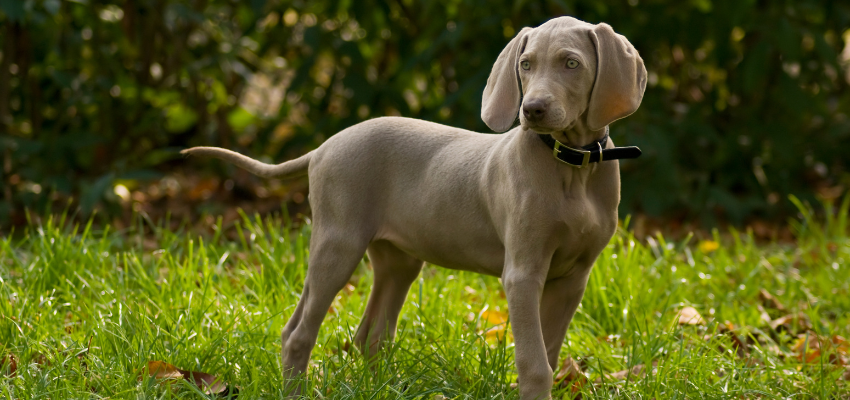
left=769, top=313, right=812, bottom=334
left=717, top=322, right=749, bottom=358
left=144, top=360, right=235, bottom=396
left=677, top=306, right=705, bottom=325
left=843, top=366, right=850, bottom=381
left=833, top=335, right=849, bottom=356
left=793, top=334, right=824, bottom=364
left=146, top=360, right=183, bottom=380
left=64, top=312, right=77, bottom=334
left=717, top=321, right=734, bottom=332
left=554, top=357, right=586, bottom=392
left=182, top=370, right=229, bottom=395
left=756, top=305, right=772, bottom=325
left=759, top=289, right=786, bottom=311
left=727, top=334, right=749, bottom=358
left=1, top=353, right=16, bottom=377
left=792, top=333, right=849, bottom=365
left=605, top=364, right=644, bottom=381
left=595, top=360, right=657, bottom=384
left=32, top=352, right=49, bottom=366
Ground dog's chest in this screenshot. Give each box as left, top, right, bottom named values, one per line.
left=546, top=184, right=619, bottom=279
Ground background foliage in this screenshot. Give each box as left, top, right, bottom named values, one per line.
left=1, top=0, right=849, bottom=228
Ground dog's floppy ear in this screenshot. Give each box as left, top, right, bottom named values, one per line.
left=481, top=27, right=533, bottom=132
left=586, top=23, right=647, bottom=131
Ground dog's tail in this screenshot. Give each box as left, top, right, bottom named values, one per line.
left=181, top=147, right=312, bottom=180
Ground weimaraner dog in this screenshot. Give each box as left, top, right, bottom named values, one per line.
left=184, top=16, right=645, bottom=400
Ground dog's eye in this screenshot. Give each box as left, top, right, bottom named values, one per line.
left=566, top=59, right=580, bottom=69
left=520, top=60, right=530, bottom=70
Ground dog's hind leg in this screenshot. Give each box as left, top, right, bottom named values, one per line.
left=353, top=240, right=423, bottom=357
left=280, top=230, right=370, bottom=394
left=539, top=271, right=591, bottom=372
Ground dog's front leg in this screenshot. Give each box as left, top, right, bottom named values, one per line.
left=503, top=260, right=552, bottom=400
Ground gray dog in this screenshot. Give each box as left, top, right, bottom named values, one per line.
left=183, top=16, right=646, bottom=399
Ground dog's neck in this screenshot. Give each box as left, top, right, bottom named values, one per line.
left=548, top=123, right=607, bottom=148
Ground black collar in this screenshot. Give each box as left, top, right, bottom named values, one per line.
left=537, top=130, right=641, bottom=168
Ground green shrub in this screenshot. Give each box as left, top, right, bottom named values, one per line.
left=1, top=0, right=848, bottom=226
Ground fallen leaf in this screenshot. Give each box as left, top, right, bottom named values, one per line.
left=769, top=313, right=812, bottom=334
left=791, top=333, right=847, bottom=366
left=146, top=360, right=183, bottom=380
left=144, top=360, right=236, bottom=396
left=833, top=335, right=849, bottom=356
left=595, top=360, right=657, bottom=384
left=759, top=289, right=786, bottom=311
left=698, top=240, right=719, bottom=253
left=756, top=305, right=772, bottom=325
left=32, top=352, right=49, bottom=366
left=480, top=310, right=508, bottom=325
left=597, top=334, right=624, bottom=347
left=554, top=357, right=586, bottom=392
left=484, top=326, right=506, bottom=340
left=1, top=353, right=16, bottom=377
left=181, top=370, right=230, bottom=395
left=603, top=364, right=644, bottom=382
left=677, top=306, right=705, bottom=325
left=843, top=366, right=850, bottom=381
left=479, top=309, right=509, bottom=340
left=64, top=312, right=77, bottom=334
left=717, top=322, right=749, bottom=358
left=793, top=334, right=824, bottom=364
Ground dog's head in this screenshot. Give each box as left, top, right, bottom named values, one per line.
left=481, top=17, right=647, bottom=136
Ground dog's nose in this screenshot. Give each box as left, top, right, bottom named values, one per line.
left=522, top=99, right=547, bottom=122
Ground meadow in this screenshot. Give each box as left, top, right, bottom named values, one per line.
left=1, top=197, right=848, bottom=399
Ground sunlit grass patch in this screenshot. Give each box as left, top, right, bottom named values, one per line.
left=1, top=198, right=848, bottom=398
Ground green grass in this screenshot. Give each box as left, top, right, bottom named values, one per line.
left=1, top=197, right=849, bottom=399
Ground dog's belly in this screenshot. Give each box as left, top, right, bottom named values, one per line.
left=373, top=172, right=507, bottom=276
left=376, top=220, right=506, bottom=276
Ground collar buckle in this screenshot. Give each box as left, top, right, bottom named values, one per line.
left=553, top=140, right=590, bottom=168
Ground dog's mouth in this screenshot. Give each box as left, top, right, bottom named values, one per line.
left=521, top=120, right=573, bottom=135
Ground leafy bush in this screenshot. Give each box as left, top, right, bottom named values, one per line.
left=1, top=0, right=848, bottom=227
